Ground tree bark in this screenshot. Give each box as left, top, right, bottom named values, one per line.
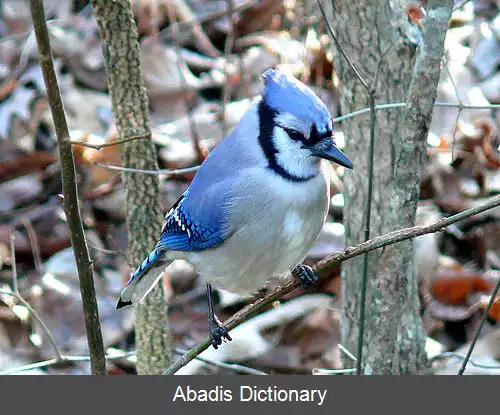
left=323, top=0, right=439, bottom=373
left=91, top=0, right=171, bottom=374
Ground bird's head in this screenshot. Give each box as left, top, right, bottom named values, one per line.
left=258, top=69, right=352, bottom=181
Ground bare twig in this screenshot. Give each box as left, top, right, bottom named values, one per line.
left=9, top=233, right=19, bottom=294
left=3, top=233, right=61, bottom=359
left=59, top=97, right=500, bottom=158
left=0, top=351, right=137, bottom=376
left=70, top=133, right=151, bottom=150
left=169, top=0, right=221, bottom=58
left=165, top=3, right=205, bottom=161
left=29, top=0, right=106, bottom=375
left=20, top=217, right=43, bottom=274
left=430, top=352, right=500, bottom=371
left=164, top=195, right=500, bottom=375
left=333, top=101, right=500, bottom=123
left=317, top=1, right=372, bottom=93
left=159, top=0, right=258, bottom=43
left=459, top=279, right=500, bottom=375
left=173, top=348, right=267, bottom=375
left=93, top=162, right=200, bottom=176
left=453, top=0, right=471, bottom=11
left=0, top=288, right=62, bottom=360
left=313, top=368, right=357, bottom=375
left=338, top=344, right=357, bottom=362
left=0, top=346, right=268, bottom=375
left=86, top=240, right=122, bottom=256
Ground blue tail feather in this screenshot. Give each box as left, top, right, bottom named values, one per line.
left=125, top=248, right=163, bottom=287
left=117, top=247, right=167, bottom=309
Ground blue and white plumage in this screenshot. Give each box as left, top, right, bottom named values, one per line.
left=117, top=69, right=353, bottom=347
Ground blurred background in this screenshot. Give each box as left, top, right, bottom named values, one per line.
left=0, top=0, right=499, bottom=375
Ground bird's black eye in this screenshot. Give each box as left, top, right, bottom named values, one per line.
left=310, top=124, right=332, bottom=145
left=284, top=128, right=305, bottom=142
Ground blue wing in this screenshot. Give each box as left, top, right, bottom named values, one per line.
left=156, top=182, right=231, bottom=252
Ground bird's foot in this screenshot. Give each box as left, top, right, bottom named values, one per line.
left=209, top=315, right=232, bottom=349
left=292, top=264, right=318, bottom=289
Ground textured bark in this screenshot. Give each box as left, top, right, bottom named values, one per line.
left=324, top=0, right=432, bottom=374
left=91, top=0, right=171, bottom=374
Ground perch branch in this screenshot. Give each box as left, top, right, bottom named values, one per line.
left=163, top=194, right=500, bottom=375
left=29, top=0, right=106, bottom=375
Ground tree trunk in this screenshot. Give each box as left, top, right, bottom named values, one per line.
left=91, top=0, right=171, bottom=374
left=324, top=0, right=430, bottom=374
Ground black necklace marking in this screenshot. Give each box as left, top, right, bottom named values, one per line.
left=257, top=101, right=315, bottom=183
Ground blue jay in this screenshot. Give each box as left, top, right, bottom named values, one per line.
left=117, top=69, right=353, bottom=348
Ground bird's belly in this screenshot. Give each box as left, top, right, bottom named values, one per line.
left=187, top=196, right=327, bottom=294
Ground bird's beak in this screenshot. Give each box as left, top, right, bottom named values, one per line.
left=310, top=141, right=353, bottom=169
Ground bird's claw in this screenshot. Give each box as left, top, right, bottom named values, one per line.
left=209, top=317, right=232, bottom=349
left=292, top=264, right=318, bottom=289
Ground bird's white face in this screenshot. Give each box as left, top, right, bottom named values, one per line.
left=272, top=112, right=328, bottom=180
left=256, top=70, right=353, bottom=181
left=270, top=110, right=352, bottom=182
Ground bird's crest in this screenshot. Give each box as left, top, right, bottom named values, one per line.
left=261, top=69, right=331, bottom=135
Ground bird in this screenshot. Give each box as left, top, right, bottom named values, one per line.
left=117, top=68, right=353, bottom=349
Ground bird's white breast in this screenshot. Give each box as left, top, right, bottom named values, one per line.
left=187, top=162, right=330, bottom=294
left=283, top=211, right=306, bottom=248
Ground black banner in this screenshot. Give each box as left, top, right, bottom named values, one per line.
left=0, top=376, right=496, bottom=415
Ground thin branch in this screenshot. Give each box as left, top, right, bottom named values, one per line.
left=313, top=368, right=357, bottom=375
left=0, top=346, right=268, bottom=375
left=338, top=344, right=357, bottom=362
left=430, top=352, right=500, bottom=371
left=317, top=0, right=373, bottom=94
left=0, top=358, right=59, bottom=375
left=86, top=240, right=122, bottom=256
left=442, top=56, right=463, bottom=161
left=164, top=194, right=500, bottom=375
left=28, top=0, right=106, bottom=375
left=58, top=97, right=500, bottom=162
left=0, top=351, right=136, bottom=376
left=70, top=133, right=151, bottom=150
left=168, top=0, right=221, bottom=58
left=93, top=162, right=200, bottom=176
left=9, top=232, right=19, bottom=294
left=436, top=102, right=500, bottom=109
left=4, top=232, right=61, bottom=358
left=0, top=288, right=62, bottom=359
left=165, top=3, right=205, bottom=161
left=333, top=101, right=500, bottom=123
left=20, top=218, right=43, bottom=275
left=159, top=0, right=258, bottom=43
left=7, top=228, right=61, bottom=358
left=173, top=348, right=267, bottom=375
left=356, top=90, right=375, bottom=375
left=453, top=0, right=471, bottom=11
left=459, top=279, right=500, bottom=375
